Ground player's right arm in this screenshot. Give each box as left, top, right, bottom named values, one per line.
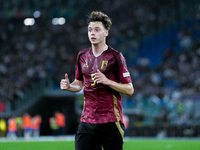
left=60, top=73, right=83, bottom=92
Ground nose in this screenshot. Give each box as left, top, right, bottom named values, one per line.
left=90, top=31, right=95, bottom=35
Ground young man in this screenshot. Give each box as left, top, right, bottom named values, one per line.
left=60, top=11, right=134, bottom=150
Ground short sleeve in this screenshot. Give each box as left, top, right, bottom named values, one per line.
left=118, top=52, right=132, bottom=83
left=75, top=52, right=83, bottom=81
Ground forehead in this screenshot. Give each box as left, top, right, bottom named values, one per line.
left=88, top=21, right=104, bottom=28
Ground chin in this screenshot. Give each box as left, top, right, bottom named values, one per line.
left=91, top=42, right=98, bottom=45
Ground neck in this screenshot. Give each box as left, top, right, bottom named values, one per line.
left=92, top=43, right=108, bottom=57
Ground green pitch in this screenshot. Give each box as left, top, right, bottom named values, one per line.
left=1, top=139, right=200, bottom=150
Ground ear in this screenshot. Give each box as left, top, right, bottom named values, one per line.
left=105, top=30, right=109, bottom=37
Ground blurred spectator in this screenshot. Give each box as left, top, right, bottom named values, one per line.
left=22, top=112, right=32, bottom=140
left=49, top=115, right=59, bottom=136
left=55, top=111, right=66, bottom=136
left=15, top=115, right=23, bottom=137
left=32, top=114, right=42, bottom=137
left=6, top=116, right=17, bottom=140
left=123, top=114, right=130, bottom=136
left=178, top=26, right=193, bottom=51
left=0, top=118, right=6, bottom=137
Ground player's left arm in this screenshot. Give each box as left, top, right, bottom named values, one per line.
left=93, top=69, right=134, bottom=96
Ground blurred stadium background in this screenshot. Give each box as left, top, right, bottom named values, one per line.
left=1, top=0, right=200, bottom=140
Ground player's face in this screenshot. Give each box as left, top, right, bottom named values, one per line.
left=88, top=22, right=108, bottom=45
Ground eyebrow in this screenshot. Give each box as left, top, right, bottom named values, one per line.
left=88, top=27, right=101, bottom=29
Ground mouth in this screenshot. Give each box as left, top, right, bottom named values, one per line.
left=91, top=37, right=96, bottom=41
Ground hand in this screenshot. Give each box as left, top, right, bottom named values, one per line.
left=93, top=69, right=109, bottom=85
left=60, top=73, right=70, bottom=90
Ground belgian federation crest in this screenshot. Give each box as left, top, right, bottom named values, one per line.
left=100, top=60, right=108, bottom=70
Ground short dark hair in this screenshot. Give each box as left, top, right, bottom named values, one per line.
left=87, top=11, right=112, bottom=30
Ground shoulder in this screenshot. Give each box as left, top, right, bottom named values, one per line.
left=108, top=46, right=127, bottom=66
left=77, top=47, right=91, bottom=56
left=108, top=46, right=120, bottom=55
left=108, top=46, right=124, bottom=59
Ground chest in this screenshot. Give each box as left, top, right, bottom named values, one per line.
left=80, top=53, right=116, bottom=77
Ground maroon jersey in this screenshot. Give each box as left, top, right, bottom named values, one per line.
left=75, top=46, right=132, bottom=124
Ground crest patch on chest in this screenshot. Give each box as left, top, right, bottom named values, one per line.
left=100, top=60, right=108, bottom=70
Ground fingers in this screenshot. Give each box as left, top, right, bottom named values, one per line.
left=94, top=69, right=101, bottom=78
left=60, top=80, right=69, bottom=90
left=97, top=69, right=101, bottom=73
left=60, top=79, right=66, bottom=89
left=93, top=70, right=102, bottom=84
left=93, top=70, right=107, bottom=85
left=61, top=79, right=67, bottom=83
left=65, top=73, right=68, bottom=80
left=60, top=74, right=70, bottom=90
left=94, top=69, right=102, bottom=78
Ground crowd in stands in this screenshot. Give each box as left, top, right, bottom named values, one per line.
left=0, top=0, right=200, bottom=135
left=126, top=24, right=200, bottom=136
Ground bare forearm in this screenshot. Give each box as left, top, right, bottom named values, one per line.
left=106, top=80, right=134, bottom=96
left=67, top=82, right=83, bottom=92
